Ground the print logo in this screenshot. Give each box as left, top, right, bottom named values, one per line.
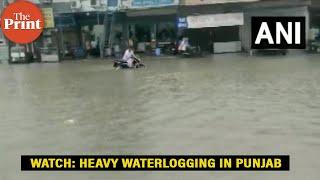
left=251, top=17, right=306, bottom=49
left=0, top=0, right=44, bottom=44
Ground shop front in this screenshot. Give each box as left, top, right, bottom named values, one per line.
left=53, top=13, right=79, bottom=60
left=181, top=12, right=244, bottom=53
left=122, top=0, right=179, bottom=54
left=75, top=12, right=105, bottom=58
left=178, top=1, right=251, bottom=54
left=37, top=7, right=60, bottom=62
left=126, top=13, right=177, bottom=53
left=51, top=12, right=104, bottom=60
left=178, top=0, right=310, bottom=54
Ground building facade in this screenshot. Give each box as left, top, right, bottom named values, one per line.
left=113, top=0, right=179, bottom=53
left=49, top=0, right=108, bottom=59
left=0, top=0, right=315, bottom=61
left=178, top=0, right=311, bottom=53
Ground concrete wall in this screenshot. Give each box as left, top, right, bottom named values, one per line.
left=240, top=6, right=310, bottom=51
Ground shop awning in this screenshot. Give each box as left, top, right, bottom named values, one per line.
left=187, top=13, right=244, bottom=29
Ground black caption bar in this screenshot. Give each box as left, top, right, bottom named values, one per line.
left=21, top=155, right=289, bottom=171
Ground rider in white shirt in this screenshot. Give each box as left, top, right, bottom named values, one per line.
left=122, top=47, right=136, bottom=68
left=178, top=37, right=189, bottom=52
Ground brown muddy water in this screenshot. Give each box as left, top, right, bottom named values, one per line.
left=0, top=53, right=320, bottom=180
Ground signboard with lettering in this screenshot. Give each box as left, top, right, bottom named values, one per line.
left=182, top=0, right=258, bottom=6
left=177, top=17, right=188, bottom=29
left=187, top=13, right=244, bottom=29
left=42, top=8, right=55, bottom=29
left=132, top=0, right=175, bottom=7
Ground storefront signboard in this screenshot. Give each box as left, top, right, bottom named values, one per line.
left=42, top=8, right=55, bottom=29
left=132, top=0, right=175, bottom=7
left=177, top=17, right=188, bottom=29
left=187, top=13, right=244, bottom=29
left=182, top=0, right=258, bottom=6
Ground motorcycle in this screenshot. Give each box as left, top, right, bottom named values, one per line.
left=113, top=56, right=145, bottom=69
left=180, top=46, right=202, bottom=57
left=163, top=42, right=178, bottom=55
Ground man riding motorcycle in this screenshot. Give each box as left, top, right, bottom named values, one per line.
left=113, top=46, right=144, bottom=69
left=122, top=46, right=136, bottom=68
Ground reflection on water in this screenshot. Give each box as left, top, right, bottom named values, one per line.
left=0, top=53, right=320, bottom=180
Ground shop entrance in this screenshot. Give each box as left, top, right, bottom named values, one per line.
left=126, top=14, right=177, bottom=54
left=185, top=28, right=213, bottom=53
left=185, top=26, right=240, bottom=53
left=133, top=24, right=152, bottom=43
left=129, top=23, right=176, bottom=53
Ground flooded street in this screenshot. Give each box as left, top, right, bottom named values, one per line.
left=1, top=53, right=320, bottom=179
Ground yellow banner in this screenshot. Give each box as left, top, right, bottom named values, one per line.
left=42, top=8, right=55, bottom=28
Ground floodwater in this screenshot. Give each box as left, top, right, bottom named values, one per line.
left=0, top=53, right=320, bottom=180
